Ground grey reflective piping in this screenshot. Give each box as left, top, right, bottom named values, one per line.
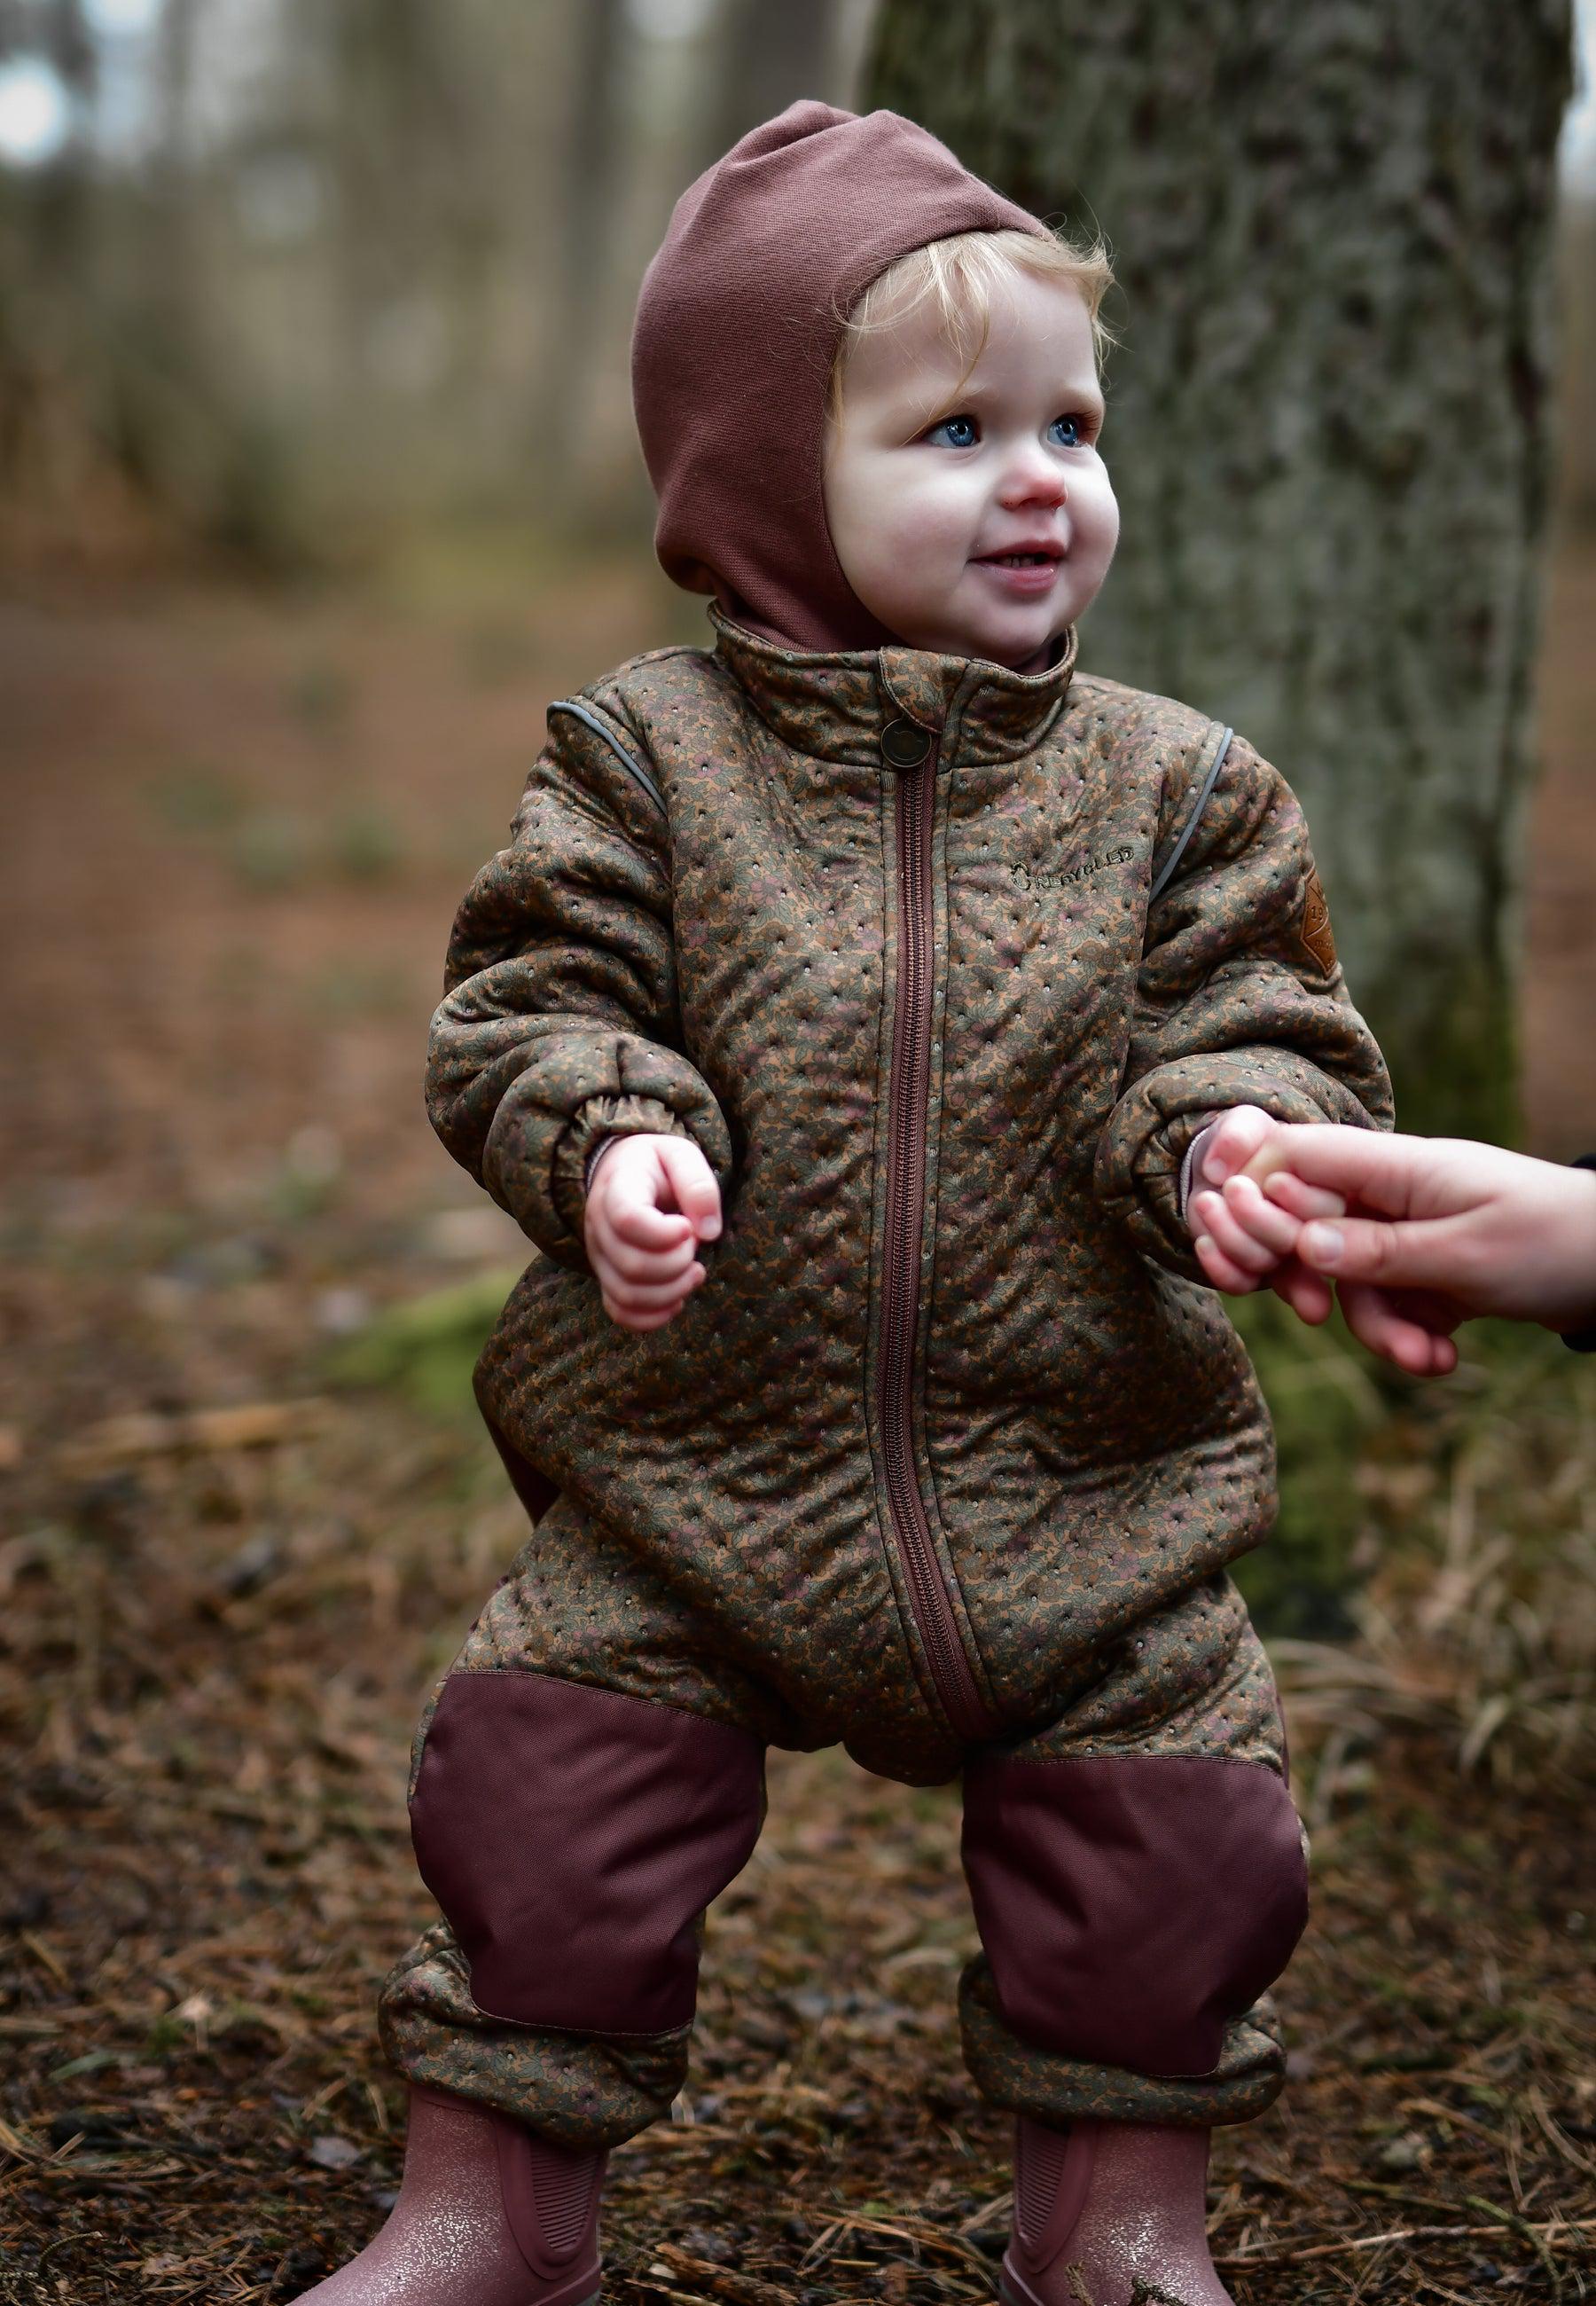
left=548, top=699, right=667, bottom=819
left=1148, top=724, right=1233, bottom=902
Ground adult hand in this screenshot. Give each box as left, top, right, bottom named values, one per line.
left=583, top=1133, right=722, bottom=1331
left=1240, top=1127, right=1596, bottom=1376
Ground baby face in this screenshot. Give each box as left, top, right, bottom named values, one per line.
left=824, top=268, right=1119, bottom=670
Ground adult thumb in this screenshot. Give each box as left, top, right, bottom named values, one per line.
left=1298, top=1212, right=1462, bottom=1291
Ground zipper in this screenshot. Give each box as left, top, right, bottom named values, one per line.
left=879, top=730, right=998, bottom=1744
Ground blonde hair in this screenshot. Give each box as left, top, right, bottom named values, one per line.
left=829, top=226, right=1115, bottom=421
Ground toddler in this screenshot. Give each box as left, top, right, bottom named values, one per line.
left=303, top=103, right=1391, bottom=2306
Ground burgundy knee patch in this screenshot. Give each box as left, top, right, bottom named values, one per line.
left=962, top=1753, right=1309, bottom=2077
left=411, top=1672, right=763, bottom=2035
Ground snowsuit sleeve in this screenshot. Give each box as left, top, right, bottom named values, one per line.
left=426, top=702, right=733, bottom=1275
left=1094, top=731, right=1393, bottom=1281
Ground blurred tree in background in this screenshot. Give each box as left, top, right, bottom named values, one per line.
left=865, top=0, right=1575, bottom=1141
left=0, top=0, right=1587, bottom=1136
left=0, top=0, right=864, bottom=563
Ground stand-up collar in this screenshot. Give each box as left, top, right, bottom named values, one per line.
left=709, top=604, right=1077, bottom=768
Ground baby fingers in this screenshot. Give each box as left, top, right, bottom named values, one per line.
left=591, top=1222, right=700, bottom=1286
left=1190, top=1181, right=1287, bottom=1277
left=1192, top=1221, right=1260, bottom=1295
left=1220, top=1173, right=1303, bottom=1259
left=600, top=1263, right=706, bottom=1329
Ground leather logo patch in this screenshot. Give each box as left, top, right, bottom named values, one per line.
left=1296, top=867, right=1337, bottom=974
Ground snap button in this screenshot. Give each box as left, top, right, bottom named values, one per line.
left=880, top=717, right=933, bottom=769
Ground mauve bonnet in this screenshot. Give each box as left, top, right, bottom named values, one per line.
left=631, top=101, right=1048, bottom=655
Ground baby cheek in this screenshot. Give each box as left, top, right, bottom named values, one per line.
left=843, top=494, right=958, bottom=611
left=881, top=475, right=980, bottom=569
left=1080, top=464, right=1120, bottom=559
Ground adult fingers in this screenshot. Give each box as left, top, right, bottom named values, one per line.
left=1297, top=1212, right=1474, bottom=1294
left=1336, top=1280, right=1459, bottom=1377
left=1260, top=1171, right=1346, bottom=1223
left=1252, top=1126, right=1436, bottom=1218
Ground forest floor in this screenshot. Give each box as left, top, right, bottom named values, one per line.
left=1, top=538, right=1593, bottom=2305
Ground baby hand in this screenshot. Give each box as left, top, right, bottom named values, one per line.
left=1187, top=1105, right=1346, bottom=1324
left=583, top=1133, right=722, bottom=1331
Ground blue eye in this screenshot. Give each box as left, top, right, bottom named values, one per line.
left=926, top=413, right=978, bottom=448
left=1048, top=414, right=1084, bottom=447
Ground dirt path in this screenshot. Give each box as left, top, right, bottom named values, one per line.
left=1, top=559, right=1592, bottom=2302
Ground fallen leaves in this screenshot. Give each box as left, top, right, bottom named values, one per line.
left=56, top=1399, right=335, bottom=1476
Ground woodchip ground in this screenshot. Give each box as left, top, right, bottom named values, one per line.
left=2, top=546, right=1592, bottom=2302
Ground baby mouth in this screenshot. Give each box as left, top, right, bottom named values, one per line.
left=976, top=550, right=1062, bottom=567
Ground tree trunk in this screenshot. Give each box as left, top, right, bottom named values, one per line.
left=708, top=0, right=843, bottom=162
left=864, top=0, right=1572, bottom=1138
left=537, top=0, right=629, bottom=519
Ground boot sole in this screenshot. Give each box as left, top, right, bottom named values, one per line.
left=535, top=2261, right=601, bottom=2306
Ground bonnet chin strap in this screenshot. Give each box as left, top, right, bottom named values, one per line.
left=1149, top=723, right=1233, bottom=903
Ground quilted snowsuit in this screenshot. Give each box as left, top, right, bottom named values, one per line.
left=376, top=606, right=1392, bottom=2153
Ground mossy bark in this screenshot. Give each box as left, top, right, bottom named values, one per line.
left=864, top=0, right=1572, bottom=1138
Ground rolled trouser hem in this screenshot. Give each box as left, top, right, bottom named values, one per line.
left=958, top=1955, right=1287, bottom=2131
left=379, top=1920, right=689, bottom=2153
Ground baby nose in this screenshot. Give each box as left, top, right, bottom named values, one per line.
left=998, top=455, right=1068, bottom=509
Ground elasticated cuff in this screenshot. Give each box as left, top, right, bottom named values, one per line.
left=551, top=1094, right=697, bottom=1245
left=1177, top=1119, right=1224, bottom=1228
left=1097, top=1051, right=1373, bottom=1281
left=481, top=1047, right=734, bottom=1273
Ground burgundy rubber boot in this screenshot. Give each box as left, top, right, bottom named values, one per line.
left=296, top=2086, right=604, bottom=2304
left=998, top=2116, right=1232, bottom=2306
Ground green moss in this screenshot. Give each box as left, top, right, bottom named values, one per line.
left=326, top=799, right=405, bottom=882
left=286, top=658, right=356, bottom=733
left=1363, top=948, right=1520, bottom=1145
left=1227, top=1293, right=1390, bottom=1639
left=145, top=763, right=247, bottom=835
left=227, top=808, right=315, bottom=892
left=325, top=1269, right=521, bottom=1422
